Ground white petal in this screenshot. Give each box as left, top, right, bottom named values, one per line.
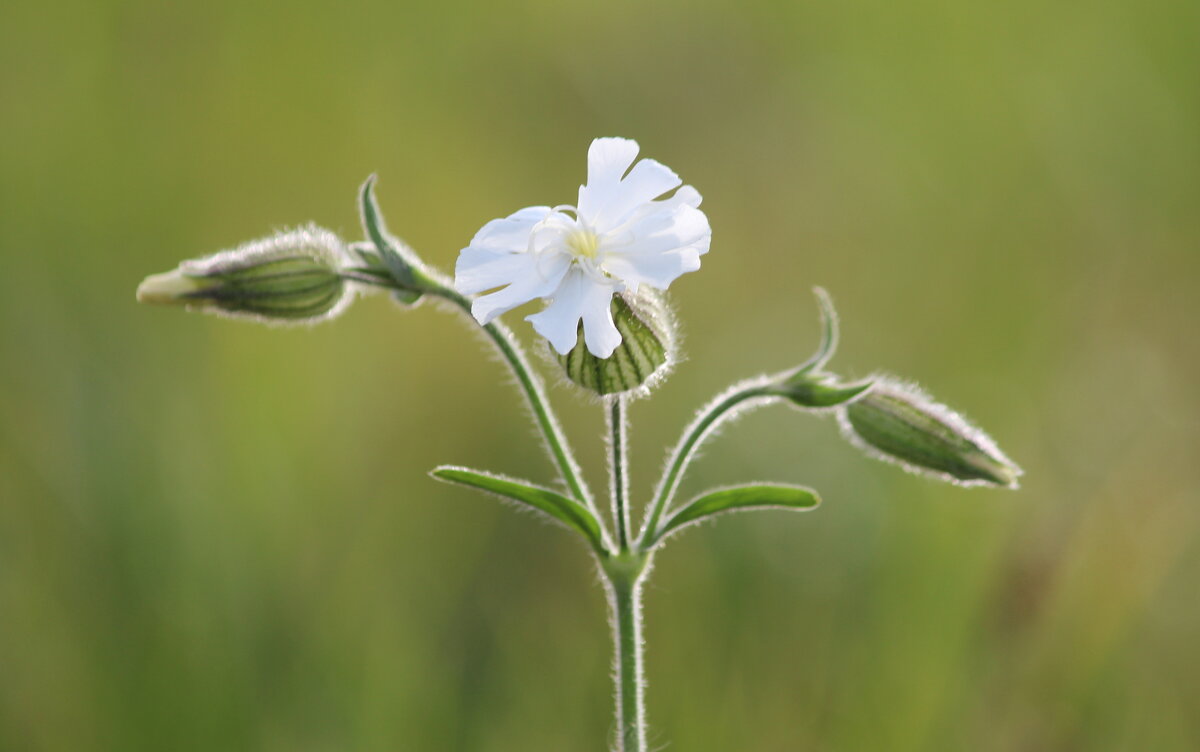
left=586, top=138, right=640, bottom=184
left=608, top=204, right=711, bottom=257
left=526, top=269, right=622, bottom=357
left=587, top=158, right=682, bottom=232
left=577, top=138, right=642, bottom=224
left=602, top=249, right=702, bottom=291
left=661, top=184, right=702, bottom=210
left=455, top=206, right=560, bottom=297
left=600, top=204, right=710, bottom=289
left=469, top=206, right=552, bottom=252
left=582, top=296, right=622, bottom=359
left=469, top=252, right=571, bottom=325
left=455, top=247, right=539, bottom=295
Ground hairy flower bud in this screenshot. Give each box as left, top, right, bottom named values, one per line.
left=837, top=377, right=1022, bottom=488
left=556, top=292, right=674, bottom=397
left=136, top=226, right=353, bottom=324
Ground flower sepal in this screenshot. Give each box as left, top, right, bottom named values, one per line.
left=838, top=377, right=1023, bottom=488
left=135, top=226, right=353, bottom=324
left=556, top=292, right=673, bottom=397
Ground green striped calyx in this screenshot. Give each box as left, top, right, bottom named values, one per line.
left=136, top=226, right=353, bottom=324
left=556, top=292, right=674, bottom=396
left=838, top=377, right=1022, bottom=488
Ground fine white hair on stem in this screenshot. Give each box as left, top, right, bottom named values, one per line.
left=640, top=375, right=779, bottom=542
left=602, top=563, right=652, bottom=752
left=440, top=298, right=606, bottom=533
left=605, top=396, right=632, bottom=547
left=450, top=305, right=578, bottom=481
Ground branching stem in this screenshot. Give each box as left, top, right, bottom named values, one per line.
left=637, top=381, right=775, bottom=547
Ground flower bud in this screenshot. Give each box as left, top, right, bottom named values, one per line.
left=136, top=226, right=353, bottom=324
left=556, top=292, right=674, bottom=397
left=837, top=377, right=1022, bottom=488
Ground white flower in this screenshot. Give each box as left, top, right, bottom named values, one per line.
left=453, top=137, right=711, bottom=358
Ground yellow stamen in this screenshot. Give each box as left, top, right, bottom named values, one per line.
left=566, top=229, right=600, bottom=260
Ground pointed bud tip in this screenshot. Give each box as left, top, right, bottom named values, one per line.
left=136, top=270, right=208, bottom=306
left=135, top=228, right=352, bottom=324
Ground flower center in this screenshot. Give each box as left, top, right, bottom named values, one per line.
left=565, top=228, right=600, bottom=260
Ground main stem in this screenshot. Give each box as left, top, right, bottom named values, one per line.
left=605, top=559, right=648, bottom=752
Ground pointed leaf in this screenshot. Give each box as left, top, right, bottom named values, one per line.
left=358, top=175, right=423, bottom=298
left=774, top=373, right=874, bottom=408
left=796, top=287, right=839, bottom=374
left=431, top=466, right=605, bottom=551
left=654, top=484, right=820, bottom=545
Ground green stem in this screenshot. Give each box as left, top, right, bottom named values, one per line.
left=609, top=396, right=631, bottom=551
left=604, top=557, right=649, bottom=752
left=637, top=381, right=774, bottom=547
left=439, top=289, right=596, bottom=516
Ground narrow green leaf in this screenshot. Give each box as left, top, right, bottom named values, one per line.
left=796, top=286, right=839, bottom=374
left=431, top=466, right=605, bottom=551
left=654, top=484, right=821, bottom=544
left=358, top=175, right=422, bottom=297
left=774, top=373, right=874, bottom=408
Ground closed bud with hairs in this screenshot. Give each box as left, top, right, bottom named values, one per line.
left=838, top=377, right=1022, bottom=488
left=556, top=291, right=675, bottom=397
left=136, top=226, right=353, bottom=324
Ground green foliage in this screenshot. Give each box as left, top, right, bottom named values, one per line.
left=358, top=176, right=426, bottom=304
left=652, top=484, right=821, bottom=545
left=431, top=466, right=605, bottom=553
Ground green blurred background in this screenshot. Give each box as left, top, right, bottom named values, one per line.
left=2, top=0, right=1198, bottom=749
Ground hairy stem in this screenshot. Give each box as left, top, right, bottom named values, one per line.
left=604, top=558, right=648, bottom=752
left=637, top=381, right=775, bottom=547
left=609, top=396, right=631, bottom=551
left=439, top=289, right=597, bottom=516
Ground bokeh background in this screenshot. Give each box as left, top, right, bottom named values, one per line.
left=2, top=0, right=1198, bottom=749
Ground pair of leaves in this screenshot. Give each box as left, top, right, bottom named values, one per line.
left=432, top=466, right=819, bottom=553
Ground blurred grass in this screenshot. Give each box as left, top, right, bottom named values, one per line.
left=2, top=0, right=1198, bottom=749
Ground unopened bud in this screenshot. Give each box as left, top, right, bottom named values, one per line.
left=136, top=226, right=352, bottom=324
left=557, top=292, right=674, bottom=396
left=838, top=377, right=1022, bottom=488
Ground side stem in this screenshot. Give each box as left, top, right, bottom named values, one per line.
left=439, top=289, right=596, bottom=514
left=637, top=381, right=774, bottom=547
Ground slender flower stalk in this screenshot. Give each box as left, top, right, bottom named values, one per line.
left=609, top=396, right=632, bottom=550
left=438, top=287, right=597, bottom=512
